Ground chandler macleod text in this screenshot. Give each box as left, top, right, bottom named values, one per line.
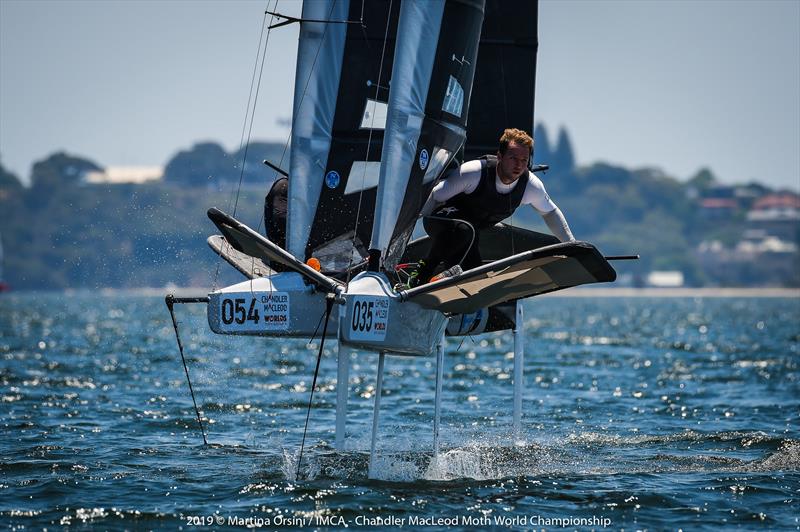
left=358, top=514, right=612, bottom=528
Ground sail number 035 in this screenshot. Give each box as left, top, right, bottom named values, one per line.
left=349, top=296, right=389, bottom=340
left=351, top=300, right=374, bottom=332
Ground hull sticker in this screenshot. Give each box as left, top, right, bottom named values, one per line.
left=348, top=296, right=389, bottom=341
left=218, top=292, right=290, bottom=331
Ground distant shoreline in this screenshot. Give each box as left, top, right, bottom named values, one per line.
left=2, top=286, right=795, bottom=298
left=541, top=287, right=800, bottom=298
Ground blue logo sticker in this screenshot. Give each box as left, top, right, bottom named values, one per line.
left=419, top=149, right=429, bottom=171
left=325, top=171, right=340, bottom=189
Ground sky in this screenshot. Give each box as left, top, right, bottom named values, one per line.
left=1, top=0, right=798, bottom=191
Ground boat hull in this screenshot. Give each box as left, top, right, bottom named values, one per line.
left=207, top=273, right=337, bottom=337
left=339, top=272, right=447, bottom=356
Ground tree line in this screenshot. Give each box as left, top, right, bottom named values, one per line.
left=0, top=126, right=796, bottom=289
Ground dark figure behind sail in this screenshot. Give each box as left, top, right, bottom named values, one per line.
left=264, top=176, right=287, bottom=251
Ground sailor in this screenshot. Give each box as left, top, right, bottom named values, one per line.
left=264, top=176, right=288, bottom=250
left=263, top=176, right=288, bottom=271
left=414, top=128, right=575, bottom=284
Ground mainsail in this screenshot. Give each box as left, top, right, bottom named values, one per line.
left=287, top=0, right=400, bottom=272
left=287, top=0, right=536, bottom=275
left=369, top=0, right=485, bottom=270
left=464, top=0, right=538, bottom=160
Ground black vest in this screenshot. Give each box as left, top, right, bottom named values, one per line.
left=442, top=155, right=528, bottom=227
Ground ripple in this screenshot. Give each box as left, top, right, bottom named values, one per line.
left=1, top=294, right=798, bottom=529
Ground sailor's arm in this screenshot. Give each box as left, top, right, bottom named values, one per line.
left=420, top=189, right=441, bottom=216
left=420, top=160, right=482, bottom=216
left=541, top=207, right=575, bottom=242
left=524, top=173, right=575, bottom=242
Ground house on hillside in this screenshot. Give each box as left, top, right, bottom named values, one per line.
left=746, top=193, right=800, bottom=242
left=696, top=184, right=770, bottom=220
left=698, top=185, right=740, bottom=220
left=699, top=197, right=738, bottom=220
left=695, top=228, right=799, bottom=286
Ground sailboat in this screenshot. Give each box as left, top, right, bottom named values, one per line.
left=168, top=0, right=624, bottom=477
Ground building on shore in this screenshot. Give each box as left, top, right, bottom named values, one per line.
left=82, top=166, right=163, bottom=185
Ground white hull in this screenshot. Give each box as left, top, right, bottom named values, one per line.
left=338, top=272, right=447, bottom=356
left=207, top=273, right=337, bottom=337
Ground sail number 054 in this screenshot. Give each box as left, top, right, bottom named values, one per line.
left=221, top=298, right=260, bottom=325
left=217, top=292, right=290, bottom=331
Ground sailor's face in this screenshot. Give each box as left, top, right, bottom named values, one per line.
left=497, top=142, right=530, bottom=181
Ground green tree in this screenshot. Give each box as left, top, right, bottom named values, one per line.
left=687, top=167, right=717, bottom=190
left=553, top=127, right=575, bottom=173
left=30, top=152, right=102, bottom=190
left=231, top=141, right=288, bottom=185
left=533, top=123, right=552, bottom=165
left=0, top=159, right=23, bottom=196
left=163, top=141, right=234, bottom=186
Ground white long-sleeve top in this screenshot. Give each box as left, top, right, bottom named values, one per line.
left=422, top=160, right=557, bottom=214
left=420, top=159, right=575, bottom=242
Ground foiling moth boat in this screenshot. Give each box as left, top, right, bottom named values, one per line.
left=167, top=0, right=627, bottom=479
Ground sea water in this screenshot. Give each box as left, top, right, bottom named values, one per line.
left=0, top=293, right=798, bottom=530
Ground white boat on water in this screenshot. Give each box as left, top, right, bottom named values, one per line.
left=167, top=0, right=626, bottom=478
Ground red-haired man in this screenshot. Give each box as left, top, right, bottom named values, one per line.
left=413, top=128, right=574, bottom=285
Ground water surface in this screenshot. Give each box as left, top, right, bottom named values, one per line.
left=1, top=293, right=798, bottom=529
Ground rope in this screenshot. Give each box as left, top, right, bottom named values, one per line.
left=426, top=214, right=476, bottom=268
left=231, top=2, right=278, bottom=218
left=212, top=2, right=276, bottom=290
left=296, top=296, right=335, bottom=480
left=165, top=295, right=208, bottom=445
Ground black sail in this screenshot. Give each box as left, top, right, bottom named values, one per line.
left=371, top=0, right=486, bottom=270
left=464, top=0, right=538, bottom=161
left=288, top=0, right=537, bottom=274
left=288, top=0, right=400, bottom=272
